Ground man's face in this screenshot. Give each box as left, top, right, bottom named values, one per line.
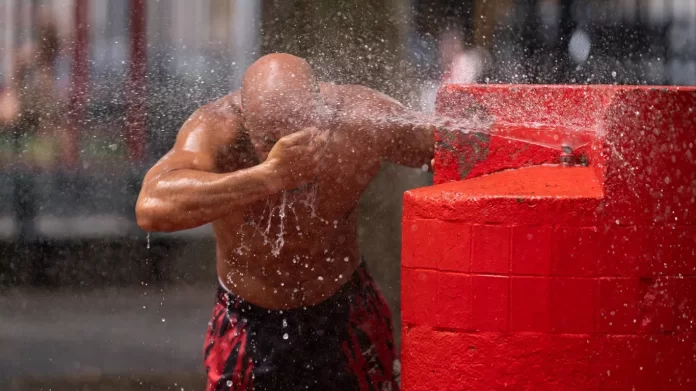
left=245, top=98, right=326, bottom=161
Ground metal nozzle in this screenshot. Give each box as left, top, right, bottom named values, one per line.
left=560, top=145, right=574, bottom=166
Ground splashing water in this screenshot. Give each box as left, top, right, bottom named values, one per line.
left=488, top=122, right=594, bottom=151
left=236, top=183, right=320, bottom=257
left=270, top=191, right=288, bottom=257
left=373, top=112, right=594, bottom=152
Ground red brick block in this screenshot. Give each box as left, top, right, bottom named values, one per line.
left=592, top=334, right=696, bottom=391
left=510, top=277, right=551, bottom=332
left=402, top=326, right=696, bottom=391
left=402, top=219, right=440, bottom=269
left=598, top=227, right=646, bottom=276
left=597, top=278, right=640, bottom=334
left=675, top=277, right=696, bottom=334
left=638, top=276, right=696, bottom=334
left=636, top=226, right=666, bottom=276
left=511, top=225, right=552, bottom=275
left=665, top=226, right=696, bottom=275
left=645, top=333, right=696, bottom=390
left=471, top=224, right=511, bottom=274
left=552, top=227, right=599, bottom=277
left=403, top=219, right=473, bottom=272
left=638, top=277, right=673, bottom=333
left=551, top=278, right=597, bottom=333
left=471, top=275, right=509, bottom=332
left=402, top=269, right=437, bottom=325
left=437, top=221, right=472, bottom=272
left=637, top=225, right=696, bottom=277
left=435, top=272, right=471, bottom=329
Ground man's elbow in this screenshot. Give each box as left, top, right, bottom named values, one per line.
left=135, top=202, right=157, bottom=232
left=135, top=199, right=175, bottom=233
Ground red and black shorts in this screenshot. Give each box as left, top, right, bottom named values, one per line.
left=204, top=261, right=400, bottom=391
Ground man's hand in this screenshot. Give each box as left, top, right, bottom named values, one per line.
left=265, top=127, right=329, bottom=191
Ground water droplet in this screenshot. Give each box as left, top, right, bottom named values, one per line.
left=344, top=257, right=349, bottom=262
left=161, top=318, right=166, bottom=322
left=283, top=333, right=289, bottom=340
left=317, top=276, right=324, bottom=281
left=611, top=71, right=617, bottom=78
left=282, top=319, right=287, bottom=328
left=227, top=380, right=233, bottom=387
left=146, top=233, right=151, bottom=249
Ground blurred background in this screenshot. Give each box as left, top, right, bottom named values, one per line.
left=0, top=0, right=694, bottom=389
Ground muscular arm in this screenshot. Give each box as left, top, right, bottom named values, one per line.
left=136, top=104, right=279, bottom=232
left=344, top=86, right=434, bottom=169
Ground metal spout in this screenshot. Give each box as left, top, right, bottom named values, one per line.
left=560, top=145, right=574, bottom=166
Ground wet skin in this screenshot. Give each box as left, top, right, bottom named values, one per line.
left=136, top=55, right=434, bottom=310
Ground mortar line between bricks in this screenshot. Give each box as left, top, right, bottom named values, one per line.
left=507, top=225, right=512, bottom=333
left=593, top=278, right=599, bottom=333
left=467, top=222, right=473, bottom=323
left=403, top=267, right=696, bottom=279
left=419, top=220, right=696, bottom=229
left=421, top=326, right=694, bottom=337
left=467, top=220, right=473, bottom=273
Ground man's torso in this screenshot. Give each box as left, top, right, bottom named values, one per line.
left=210, top=84, right=383, bottom=309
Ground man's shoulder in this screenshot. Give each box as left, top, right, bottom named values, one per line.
left=187, top=92, right=243, bottom=130
left=201, top=92, right=242, bottom=118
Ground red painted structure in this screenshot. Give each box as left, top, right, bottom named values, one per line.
left=67, top=0, right=89, bottom=169
left=127, top=0, right=147, bottom=164
left=402, top=85, right=696, bottom=390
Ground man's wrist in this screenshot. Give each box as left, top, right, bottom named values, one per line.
left=259, top=159, right=285, bottom=194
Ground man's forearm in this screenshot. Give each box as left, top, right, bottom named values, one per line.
left=380, top=112, right=435, bottom=169
left=136, top=162, right=279, bottom=232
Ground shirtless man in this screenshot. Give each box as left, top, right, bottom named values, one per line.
left=136, top=53, right=437, bottom=391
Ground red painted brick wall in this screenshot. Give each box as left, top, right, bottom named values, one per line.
left=402, top=86, right=696, bottom=390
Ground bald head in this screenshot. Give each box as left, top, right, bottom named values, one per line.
left=241, top=53, right=321, bottom=139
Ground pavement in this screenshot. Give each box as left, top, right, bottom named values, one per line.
left=0, top=284, right=216, bottom=390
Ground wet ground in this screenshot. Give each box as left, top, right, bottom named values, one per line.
left=0, top=280, right=402, bottom=391
left=0, top=284, right=214, bottom=390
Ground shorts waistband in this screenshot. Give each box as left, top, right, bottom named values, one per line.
left=216, top=260, right=369, bottom=317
